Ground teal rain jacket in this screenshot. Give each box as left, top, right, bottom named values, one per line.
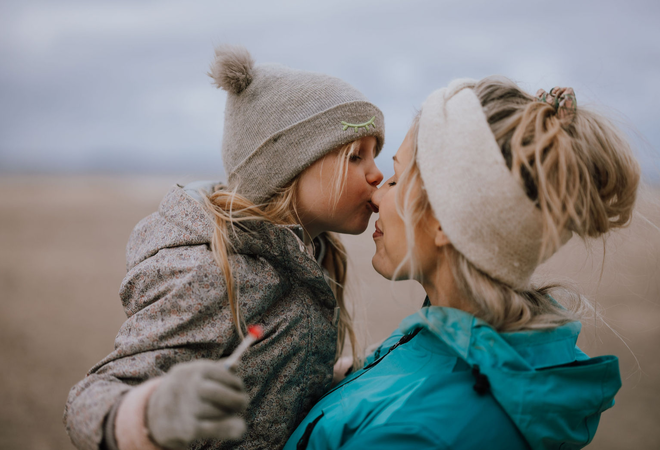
left=284, top=305, right=621, bottom=450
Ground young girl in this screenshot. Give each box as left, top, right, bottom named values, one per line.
left=64, top=46, right=384, bottom=450
left=285, top=77, right=640, bottom=450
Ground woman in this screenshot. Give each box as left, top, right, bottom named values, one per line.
left=284, top=77, right=640, bottom=450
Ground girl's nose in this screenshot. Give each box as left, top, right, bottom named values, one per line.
left=367, top=166, right=384, bottom=187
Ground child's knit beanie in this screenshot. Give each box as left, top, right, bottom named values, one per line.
left=209, top=45, right=385, bottom=204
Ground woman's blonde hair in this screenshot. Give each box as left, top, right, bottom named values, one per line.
left=397, top=76, right=641, bottom=331
left=203, top=140, right=363, bottom=365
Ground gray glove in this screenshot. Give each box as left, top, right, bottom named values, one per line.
left=147, top=359, right=249, bottom=449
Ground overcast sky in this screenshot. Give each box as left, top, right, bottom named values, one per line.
left=1, top=0, right=658, bottom=182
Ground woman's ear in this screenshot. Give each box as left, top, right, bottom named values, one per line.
left=429, top=216, right=450, bottom=249
left=425, top=214, right=450, bottom=249
left=434, top=227, right=450, bottom=248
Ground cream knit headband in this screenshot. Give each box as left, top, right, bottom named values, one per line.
left=417, top=79, right=569, bottom=289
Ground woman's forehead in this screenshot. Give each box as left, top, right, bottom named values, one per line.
left=394, top=135, right=414, bottom=165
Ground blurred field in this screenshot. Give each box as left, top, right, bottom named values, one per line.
left=0, top=175, right=658, bottom=450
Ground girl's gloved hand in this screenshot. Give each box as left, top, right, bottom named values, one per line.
left=147, top=359, right=249, bottom=449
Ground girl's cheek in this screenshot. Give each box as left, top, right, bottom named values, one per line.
left=349, top=171, right=370, bottom=196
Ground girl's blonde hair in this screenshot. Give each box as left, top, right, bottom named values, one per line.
left=203, top=140, right=363, bottom=365
left=397, top=76, right=641, bottom=331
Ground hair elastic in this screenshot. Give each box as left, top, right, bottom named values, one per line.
left=535, top=86, right=578, bottom=122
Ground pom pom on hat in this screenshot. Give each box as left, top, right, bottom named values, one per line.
left=209, top=45, right=255, bottom=94
left=215, top=45, right=385, bottom=204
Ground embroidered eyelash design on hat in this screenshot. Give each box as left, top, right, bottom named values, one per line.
left=341, top=116, right=376, bottom=132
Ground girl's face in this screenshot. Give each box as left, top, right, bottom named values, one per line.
left=296, top=136, right=383, bottom=239
left=371, top=128, right=443, bottom=281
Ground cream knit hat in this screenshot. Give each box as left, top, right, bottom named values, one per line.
left=209, top=45, right=385, bottom=204
left=417, top=79, right=570, bottom=289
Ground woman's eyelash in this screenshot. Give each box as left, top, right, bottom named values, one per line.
left=388, top=181, right=396, bottom=186
left=349, top=155, right=362, bottom=161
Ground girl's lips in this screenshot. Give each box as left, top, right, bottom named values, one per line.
left=373, top=221, right=383, bottom=239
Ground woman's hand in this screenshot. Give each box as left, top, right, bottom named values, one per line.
left=332, top=356, right=354, bottom=387
left=147, top=359, right=249, bottom=449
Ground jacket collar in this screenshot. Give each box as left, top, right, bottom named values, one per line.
left=399, top=305, right=581, bottom=370
left=178, top=181, right=307, bottom=256
left=398, top=304, right=620, bottom=450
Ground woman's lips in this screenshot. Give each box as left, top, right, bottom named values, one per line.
left=373, top=221, right=383, bottom=239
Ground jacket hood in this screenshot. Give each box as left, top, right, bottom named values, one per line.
left=126, top=181, right=308, bottom=272
left=399, top=307, right=621, bottom=450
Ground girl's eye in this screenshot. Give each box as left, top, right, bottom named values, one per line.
left=349, top=155, right=362, bottom=162
left=388, top=181, right=397, bottom=187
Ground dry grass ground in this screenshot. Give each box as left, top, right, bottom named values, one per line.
left=0, top=175, right=658, bottom=450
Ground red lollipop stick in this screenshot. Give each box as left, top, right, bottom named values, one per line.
left=224, top=325, right=264, bottom=370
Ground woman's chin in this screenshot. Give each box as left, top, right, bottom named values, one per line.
left=371, top=255, right=394, bottom=280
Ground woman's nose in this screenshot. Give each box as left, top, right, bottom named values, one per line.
left=371, top=184, right=383, bottom=207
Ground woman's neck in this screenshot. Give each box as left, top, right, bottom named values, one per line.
left=421, top=263, right=472, bottom=312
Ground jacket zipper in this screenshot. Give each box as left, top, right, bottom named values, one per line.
left=316, top=327, right=423, bottom=403
left=297, top=411, right=324, bottom=450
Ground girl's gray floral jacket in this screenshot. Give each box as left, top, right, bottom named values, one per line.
left=63, top=183, right=338, bottom=450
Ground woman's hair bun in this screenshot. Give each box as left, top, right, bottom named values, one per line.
left=209, top=45, right=255, bottom=94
